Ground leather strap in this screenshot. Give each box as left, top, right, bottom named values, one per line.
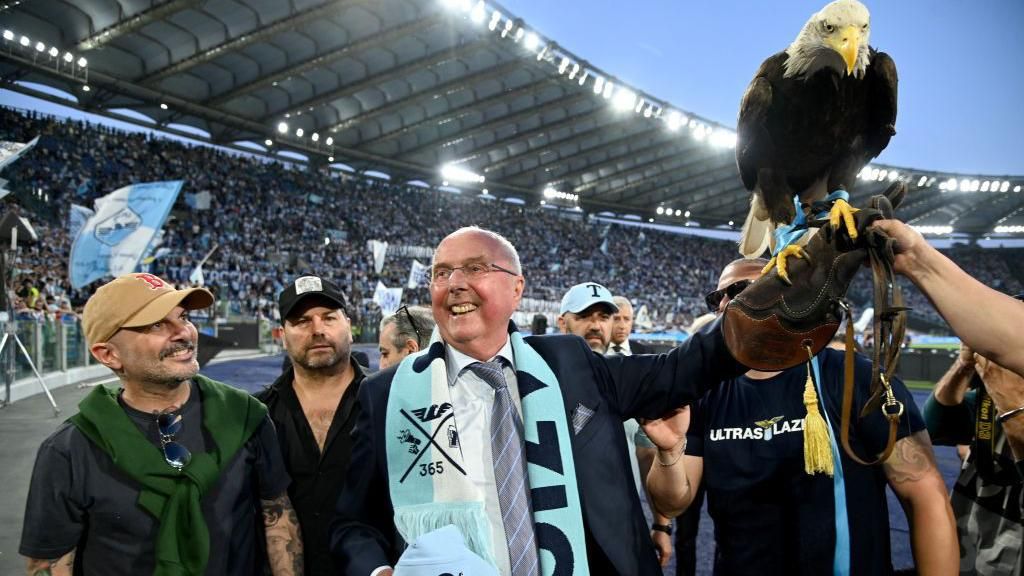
left=839, top=205, right=905, bottom=467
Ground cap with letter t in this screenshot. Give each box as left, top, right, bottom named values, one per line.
left=560, top=281, right=619, bottom=315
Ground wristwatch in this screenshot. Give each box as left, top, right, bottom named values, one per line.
left=651, top=522, right=673, bottom=536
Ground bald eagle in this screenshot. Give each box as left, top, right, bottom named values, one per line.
left=737, top=0, right=897, bottom=279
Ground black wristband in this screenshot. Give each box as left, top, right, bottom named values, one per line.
left=651, top=522, right=672, bottom=536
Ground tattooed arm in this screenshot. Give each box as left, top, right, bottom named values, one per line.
left=883, top=431, right=957, bottom=576
left=25, top=550, right=75, bottom=576
left=262, top=493, right=304, bottom=576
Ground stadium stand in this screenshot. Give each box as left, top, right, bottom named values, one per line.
left=4, top=106, right=1023, bottom=340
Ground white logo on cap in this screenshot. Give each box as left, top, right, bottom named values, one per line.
left=294, top=276, right=323, bottom=295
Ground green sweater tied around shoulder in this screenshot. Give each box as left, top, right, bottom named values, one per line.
left=69, top=374, right=267, bottom=576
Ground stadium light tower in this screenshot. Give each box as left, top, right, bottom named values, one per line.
left=441, top=163, right=485, bottom=183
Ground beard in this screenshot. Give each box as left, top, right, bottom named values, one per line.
left=292, top=336, right=351, bottom=372
left=138, top=342, right=199, bottom=390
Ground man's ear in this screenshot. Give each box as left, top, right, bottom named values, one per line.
left=272, top=326, right=286, bottom=348
left=404, top=339, right=420, bottom=354
left=556, top=314, right=567, bottom=334
left=90, top=342, right=123, bottom=372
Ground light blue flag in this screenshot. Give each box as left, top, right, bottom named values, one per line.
left=67, top=204, right=94, bottom=243
left=69, top=181, right=184, bottom=289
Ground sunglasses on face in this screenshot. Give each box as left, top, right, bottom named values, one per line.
left=705, top=279, right=754, bottom=312
left=156, top=411, right=192, bottom=471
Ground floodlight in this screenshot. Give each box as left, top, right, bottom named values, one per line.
left=1000, top=181, right=1010, bottom=193
left=265, top=139, right=273, bottom=146
left=684, top=210, right=691, bottom=218
left=471, top=1, right=486, bottom=24
left=295, top=128, right=304, bottom=137
left=1016, top=186, right=1022, bottom=193
left=656, top=206, right=664, bottom=215
left=82, top=85, right=90, bottom=92
left=613, top=89, right=636, bottom=112
left=160, top=103, right=168, bottom=110
left=77, top=57, right=87, bottom=67
left=981, top=181, right=991, bottom=192
left=489, top=10, right=502, bottom=31
left=325, top=137, right=334, bottom=146
left=2, top=30, right=13, bottom=41
left=328, top=156, right=334, bottom=162
left=48, top=47, right=58, bottom=57
left=888, top=171, right=899, bottom=182
left=35, top=41, right=45, bottom=52
left=19, top=35, right=29, bottom=46
left=311, top=133, right=319, bottom=142
left=441, top=163, right=485, bottom=183
left=877, top=170, right=888, bottom=181
left=602, top=81, right=614, bottom=99
left=593, top=77, right=604, bottom=95
left=970, top=179, right=980, bottom=192
left=524, top=32, right=539, bottom=51
left=917, top=175, right=927, bottom=187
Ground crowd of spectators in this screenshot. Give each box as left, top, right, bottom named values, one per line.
left=1, top=106, right=1020, bottom=338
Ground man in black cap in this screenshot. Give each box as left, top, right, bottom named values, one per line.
left=258, top=275, right=366, bottom=576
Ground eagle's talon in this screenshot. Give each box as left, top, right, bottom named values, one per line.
left=762, top=244, right=809, bottom=285
left=828, top=198, right=860, bottom=241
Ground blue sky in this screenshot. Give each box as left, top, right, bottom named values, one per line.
left=502, top=0, right=1024, bottom=176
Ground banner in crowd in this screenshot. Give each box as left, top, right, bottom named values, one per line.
left=387, top=244, right=435, bottom=259
left=406, top=259, right=430, bottom=289
left=69, top=180, right=185, bottom=289
left=372, top=281, right=403, bottom=317
left=369, top=239, right=388, bottom=274
left=634, top=304, right=652, bottom=330
left=0, top=135, right=39, bottom=172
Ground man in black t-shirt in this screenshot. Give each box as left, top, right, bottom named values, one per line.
left=644, top=259, right=957, bottom=575
left=20, top=273, right=299, bottom=576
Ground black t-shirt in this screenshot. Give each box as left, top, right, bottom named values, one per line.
left=19, top=382, right=291, bottom=576
left=687, top=348, right=925, bottom=576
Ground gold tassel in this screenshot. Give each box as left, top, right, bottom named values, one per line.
left=802, top=349, right=834, bottom=476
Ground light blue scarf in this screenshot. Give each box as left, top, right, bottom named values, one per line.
left=385, top=329, right=590, bottom=575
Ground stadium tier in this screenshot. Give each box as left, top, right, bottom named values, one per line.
left=2, top=107, right=1022, bottom=337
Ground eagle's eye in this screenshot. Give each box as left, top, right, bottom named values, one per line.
left=822, top=20, right=835, bottom=33
left=861, top=23, right=869, bottom=31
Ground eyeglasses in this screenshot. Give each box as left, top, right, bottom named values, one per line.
left=430, top=262, right=518, bottom=285
left=705, top=279, right=754, bottom=312
left=397, top=304, right=423, bottom=343
left=156, top=410, right=192, bottom=471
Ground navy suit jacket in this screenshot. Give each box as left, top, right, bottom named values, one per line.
left=330, top=319, right=744, bottom=575
left=626, top=339, right=655, bottom=355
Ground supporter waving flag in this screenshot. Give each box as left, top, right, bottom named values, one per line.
left=69, top=181, right=184, bottom=289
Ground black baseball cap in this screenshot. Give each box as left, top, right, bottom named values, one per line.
left=278, top=275, right=348, bottom=321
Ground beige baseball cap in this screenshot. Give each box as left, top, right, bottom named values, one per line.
left=82, top=273, right=214, bottom=345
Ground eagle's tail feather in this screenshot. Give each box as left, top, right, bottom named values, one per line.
left=739, top=194, right=773, bottom=258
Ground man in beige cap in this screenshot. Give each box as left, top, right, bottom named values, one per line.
left=20, top=273, right=305, bottom=576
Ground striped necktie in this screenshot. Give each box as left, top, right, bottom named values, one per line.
left=468, top=360, right=540, bottom=576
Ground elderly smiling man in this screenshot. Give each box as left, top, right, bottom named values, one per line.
left=330, top=226, right=747, bottom=576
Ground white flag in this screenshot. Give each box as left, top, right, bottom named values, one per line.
left=0, top=136, right=39, bottom=172
left=369, top=239, right=389, bottom=274
left=372, top=281, right=404, bottom=317
left=407, top=259, right=430, bottom=289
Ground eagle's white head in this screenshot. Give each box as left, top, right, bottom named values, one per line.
left=784, top=0, right=872, bottom=80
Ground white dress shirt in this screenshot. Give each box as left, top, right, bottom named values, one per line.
left=444, top=338, right=521, bottom=576
left=375, top=338, right=521, bottom=576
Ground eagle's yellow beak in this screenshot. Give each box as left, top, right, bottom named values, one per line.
left=827, top=25, right=861, bottom=75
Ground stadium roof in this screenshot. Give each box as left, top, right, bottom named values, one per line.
left=1, top=0, right=1022, bottom=238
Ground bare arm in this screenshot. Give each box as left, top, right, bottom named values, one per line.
left=974, top=356, right=1024, bottom=461
left=873, top=219, right=1024, bottom=376
left=262, top=493, right=304, bottom=576
left=641, top=408, right=702, bottom=518
left=883, top=431, right=958, bottom=576
left=637, top=446, right=673, bottom=567
left=25, top=551, right=75, bottom=576
left=932, top=344, right=975, bottom=406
